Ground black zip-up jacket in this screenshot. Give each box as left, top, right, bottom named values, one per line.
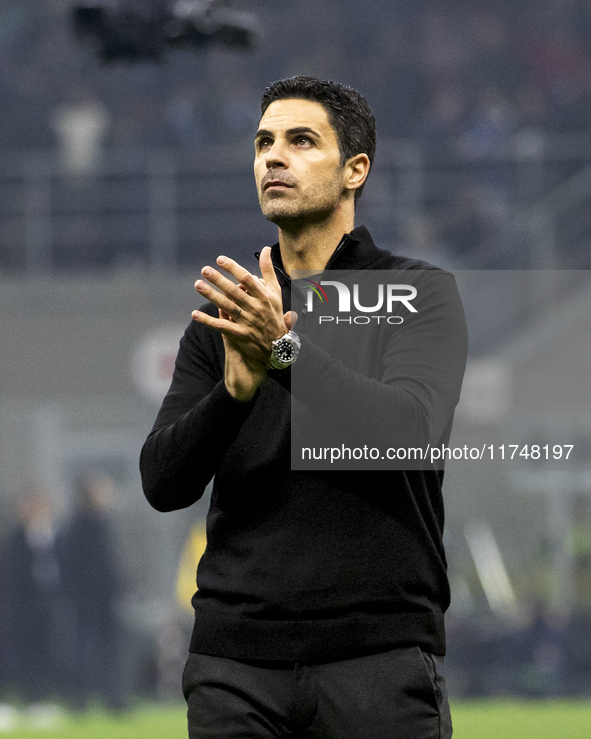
left=140, top=226, right=468, bottom=661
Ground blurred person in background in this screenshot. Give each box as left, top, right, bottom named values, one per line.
left=0, top=486, right=68, bottom=705
left=60, top=472, right=126, bottom=712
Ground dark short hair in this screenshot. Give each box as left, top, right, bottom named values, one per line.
left=260, top=76, right=376, bottom=199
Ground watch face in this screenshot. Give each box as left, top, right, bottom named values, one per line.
left=269, top=331, right=300, bottom=369
left=275, top=338, right=295, bottom=362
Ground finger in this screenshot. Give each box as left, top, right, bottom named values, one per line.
left=239, top=275, right=266, bottom=294
left=195, top=279, right=245, bottom=318
left=219, top=307, right=238, bottom=324
left=237, top=282, right=260, bottom=296
left=215, top=256, right=267, bottom=299
left=220, top=307, right=244, bottom=326
left=259, top=246, right=281, bottom=292
left=200, top=266, right=255, bottom=309
left=283, top=310, right=298, bottom=331
left=192, top=309, right=245, bottom=338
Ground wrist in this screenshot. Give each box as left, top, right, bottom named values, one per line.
left=225, top=376, right=262, bottom=403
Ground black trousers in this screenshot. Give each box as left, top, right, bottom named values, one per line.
left=183, top=646, right=452, bottom=738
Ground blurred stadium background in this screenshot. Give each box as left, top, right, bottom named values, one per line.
left=1, top=0, right=591, bottom=730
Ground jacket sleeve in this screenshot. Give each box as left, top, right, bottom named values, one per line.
left=275, top=270, right=468, bottom=455
left=139, top=310, right=257, bottom=512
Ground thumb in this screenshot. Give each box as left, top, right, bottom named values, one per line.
left=260, top=246, right=279, bottom=289
left=283, top=310, right=298, bottom=331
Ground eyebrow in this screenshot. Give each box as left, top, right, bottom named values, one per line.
left=254, top=128, right=273, bottom=141
left=254, top=126, right=321, bottom=141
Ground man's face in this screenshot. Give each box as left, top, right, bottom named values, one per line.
left=254, top=98, right=347, bottom=227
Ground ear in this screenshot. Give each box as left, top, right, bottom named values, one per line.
left=344, top=153, right=370, bottom=194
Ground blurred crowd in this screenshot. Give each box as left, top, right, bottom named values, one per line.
left=447, top=605, right=591, bottom=698
left=1, top=1, right=591, bottom=271
left=0, top=475, right=127, bottom=712
left=3, top=1, right=591, bottom=152
left=0, top=0, right=591, bottom=150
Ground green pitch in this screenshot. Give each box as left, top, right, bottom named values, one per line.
left=452, top=700, right=591, bottom=738
left=0, top=705, right=186, bottom=738
left=1, top=701, right=591, bottom=737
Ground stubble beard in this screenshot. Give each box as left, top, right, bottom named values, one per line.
left=259, top=181, right=343, bottom=231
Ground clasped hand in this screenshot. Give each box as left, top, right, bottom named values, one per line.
left=192, top=246, right=296, bottom=366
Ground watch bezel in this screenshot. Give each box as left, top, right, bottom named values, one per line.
left=267, top=330, right=301, bottom=370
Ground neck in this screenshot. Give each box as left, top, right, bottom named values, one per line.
left=278, top=204, right=355, bottom=276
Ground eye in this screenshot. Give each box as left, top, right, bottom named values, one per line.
left=295, top=135, right=312, bottom=146
left=256, top=137, right=272, bottom=150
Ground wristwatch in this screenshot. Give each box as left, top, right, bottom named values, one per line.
left=267, top=330, right=301, bottom=370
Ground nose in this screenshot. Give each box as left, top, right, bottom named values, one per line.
left=264, top=139, right=288, bottom=169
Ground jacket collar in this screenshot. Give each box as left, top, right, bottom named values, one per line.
left=256, top=225, right=381, bottom=282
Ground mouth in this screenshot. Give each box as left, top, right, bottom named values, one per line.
left=263, top=180, right=295, bottom=192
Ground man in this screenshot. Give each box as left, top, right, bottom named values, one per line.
left=140, top=76, right=467, bottom=738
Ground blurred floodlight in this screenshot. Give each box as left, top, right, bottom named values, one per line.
left=72, top=0, right=261, bottom=62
